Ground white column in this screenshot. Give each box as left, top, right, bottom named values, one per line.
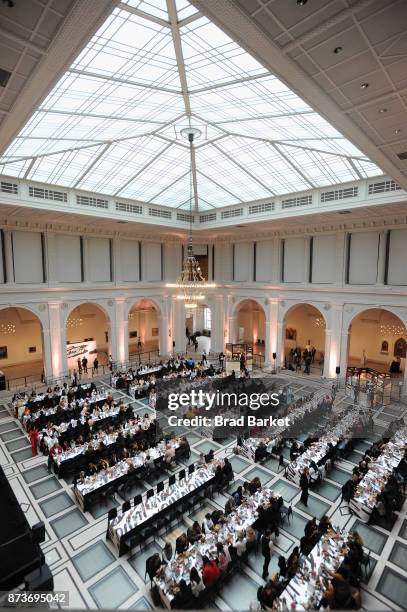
left=46, top=301, right=65, bottom=379
left=210, top=295, right=225, bottom=354
left=173, top=298, right=186, bottom=353
left=46, top=233, right=57, bottom=286
left=264, top=298, right=279, bottom=368
left=324, top=304, right=345, bottom=380
left=114, top=298, right=128, bottom=366
left=159, top=295, right=172, bottom=356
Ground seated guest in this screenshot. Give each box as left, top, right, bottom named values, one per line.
left=190, top=567, right=205, bottom=600
left=222, top=457, right=234, bottom=483
left=202, top=512, right=213, bottom=534
left=278, top=555, right=287, bottom=578
left=205, top=449, right=215, bottom=463
left=304, top=517, right=318, bottom=540
left=232, top=485, right=244, bottom=506
left=225, top=496, right=235, bottom=516
left=258, top=580, right=277, bottom=609
left=287, top=546, right=300, bottom=577
left=162, top=542, right=174, bottom=565
left=318, top=515, right=332, bottom=534
left=164, top=443, right=175, bottom=465
left=187, top=521, right=202, bottom=544
left=216, top=542, right=231, bottom=573
left=170, top=579, right=194, bottom=609
left=255, top=441, right=268, bottom=463
left=201, top=556, right=220, bottom=588
left=175, top=533, right=189, bottom=554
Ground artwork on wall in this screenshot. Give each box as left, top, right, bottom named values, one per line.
left=28, top=346, right=37, bottom=353
left=380, top=340, right=389, bottom=354
left=0, top=346, right=7, bottom=359
left=394, top=338, right=407, bottom=359
left=286, top=327, right=297, bottom=341
left=129, top=331, right=138, bottom=339
left=152, top=327, right=159, bottom=337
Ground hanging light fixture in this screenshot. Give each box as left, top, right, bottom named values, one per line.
left=166, top=127, right=215, bottom=312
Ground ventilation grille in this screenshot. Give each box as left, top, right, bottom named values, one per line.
left=29, top=186, right=67, bottom=202
left=116, top=201, right=142, bottom=214
left=200, top=212, right=217, bottom=223
left=0, top=68, right=11, bottom=88
left=368, top=179, right=401, bottom=194
left=177, top=212, right=195, bottom=223
left=249, top=202, right=275, bottom=214
left=320, top=187, right=358, bottom=203
left=282, top=195, right=312, bottom=209
left=0, top=180, right=18, bottom=195
left=76, top=195, right=108, bottom=209
left=148, top=207, right=172, bottom=219
left=221, top=208, right=243, bottom=219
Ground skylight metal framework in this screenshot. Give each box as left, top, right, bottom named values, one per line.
left=0, top=0, right=383, bottom=210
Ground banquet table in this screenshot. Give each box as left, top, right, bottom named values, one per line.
left=279, top=529, right=349, bottom=610
left=53, top=415, right=155, bottom=477
left=286, top=405, right=367, bottom=486
left=74, top=436, right=178, bottom=512
left=108, top=463, right=215, bottom=556
left=241, top=390, right=329, bottom=462
left=349, top=427, right=407, bottom=522
left=153, top=487, right=278, bottom=608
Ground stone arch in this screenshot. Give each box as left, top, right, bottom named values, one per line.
left=64, top=302, right=112, bottom=368
left=127, top=298, right=162, bottom=356
left=282, top=303, right=327, bottom=371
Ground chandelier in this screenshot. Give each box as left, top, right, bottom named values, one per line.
left=166, top=126, right=215, bottom=312
left=315, top=317, right=325, bottom=328
left=0, top=322, right=16, bottom=335
left=379, top=323, right=406, bottom=336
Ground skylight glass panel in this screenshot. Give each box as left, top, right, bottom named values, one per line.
left=0, top=0, right=384, bottom=210
left=119, top=144, right=190, bottom=201
left=76, top=136, right=166, bottom=193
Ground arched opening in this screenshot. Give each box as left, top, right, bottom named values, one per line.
left=234, top=299, right=266, bottom=366
left=128, top=299, right=160, bottom=357
left=0, top=307, right=45, bottom=383
left=347, top=308, right=406, bottom=374
left=283, top=304, right=326, bottom=373
left=185, top=304, right=212, bottom=354
left=65, top=303, right=110, bottom=372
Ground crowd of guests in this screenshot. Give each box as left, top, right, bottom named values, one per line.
left=285, top=343, right=321, bottom=374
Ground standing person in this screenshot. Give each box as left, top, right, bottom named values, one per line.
left=300, top=467, right=309, bottom=507
left=219, top=351, right=225, bottom=370
left=72, top=369, right=78, bottom=386
left=77, top=357, right=82, bottom=375
left=82, top=356, right=88, bottom=374
left=304, top=350, right=312, bottom=375
left=137, top=338, right=142, bottom=351
left=261, top=530, right=273, bottom=580
left=108, top=354, right=113, bottom=371
left=202, top=349, right=207, bottom=365
left=93, top=357, right=99, bottom=375
left=186, top=327, right=191, bottom=346
left=194, top=338, right=198, bottom=352
left=240, top=353, right=246, bottom=371
left=28, top=425, right=39, bottom=457
left=311, top=346, right=316, bottom=363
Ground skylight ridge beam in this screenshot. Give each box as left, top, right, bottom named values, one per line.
left=118, top=2, right=171, bottom=28
left=113, top=142, right=173, bottom=196
left=147, top=170, right=190, bottom=202
left=211, top=142, right=275, bottom=196
left=178, top=12, right=201, bottom=27
left=68, top=68, right=182, bottom=94
left=218, top=110, right=316, bottom=124
left=191, top=72, right=271, bottom=94
left=197, top=169, right=244, bottom=202
left=35, top=108, right=168, bottom=125
left=166, top=0, right=191, bottom=115
left=271, top=142, right=315, bottom=189
left=73, top=142, right=112, bottom=188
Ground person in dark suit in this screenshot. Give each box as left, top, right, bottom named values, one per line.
left=300, top=467, right=309, bottom=506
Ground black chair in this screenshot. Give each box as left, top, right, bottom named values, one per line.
left=146, top=488, right=154, bottom=499
left=361, top=549, right=372, bottom=580
left=178, top=469, right=186, bottom=481
left=188, top=463, right=195, bottom=474
left=168, top=474, right=176, bottom=486
left=107, top=507, right=117, bottom=521
left=122, top=500, right=131, bottom=513
left=134, top=494, right=142, bottom=506
left=157, top=481, right=164, bottom=493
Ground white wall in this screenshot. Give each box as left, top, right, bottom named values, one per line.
left=0, top=307, right=43, bottom=367
left=348, top=232, right=379, bottom=285
left=164, top=243, right=181, bottom=281
left=142, top=242, right=162, bottom=281
left=283, top=237, right=307, bottom=283
left=234, top=242, right=252, bottom=281
left=255, top=241, right=273, bottom=282
left=128, top=309, right=158, bottom=346
left=388, top=229, right=407, bottom=286
left=12, top=231, right=43, bottom=284
left=87, top=237, right=111, bottom=282
left=55, top=234, right=82, bottom=283
left=121, top=239, right=140, bottom=282
left=66, top=304, right=109, bottom=354
left=284, top=306, right=325, bottom=356
left=312, top=235, right=335, bottom=284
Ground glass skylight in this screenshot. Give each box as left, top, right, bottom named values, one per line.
left=0, top=0, right=383, bottom=209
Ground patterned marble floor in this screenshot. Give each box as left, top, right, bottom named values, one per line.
left=1, top=375, right=407, bottom=610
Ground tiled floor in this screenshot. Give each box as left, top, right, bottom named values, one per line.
left=1, top=375, right=406, bottom=610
